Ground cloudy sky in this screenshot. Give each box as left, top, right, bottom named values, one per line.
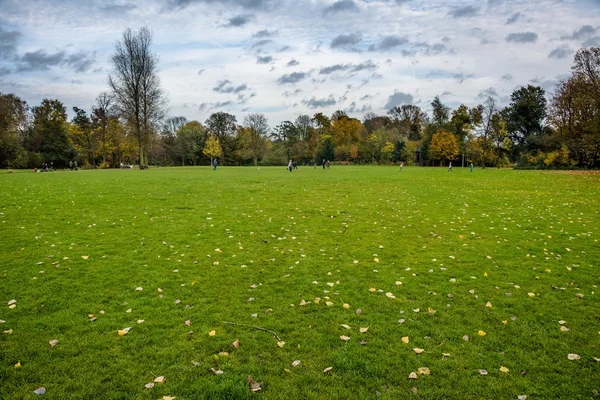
left=1, top=0, right=599, bottom=125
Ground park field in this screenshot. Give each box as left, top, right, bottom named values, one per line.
left=0, top=166, right=599, bottom=399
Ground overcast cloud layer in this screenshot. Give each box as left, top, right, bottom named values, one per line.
left=1, top=0, right=599, bottom=124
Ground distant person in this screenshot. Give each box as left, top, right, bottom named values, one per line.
left=399, top=162, right=403, bottom=171
left=326, top=160, right=330, bottom=169
left=448, top=162, right=452, bottom=172
left=288, top=159, right=293, bottom=172
left=322, top=159, right=326, bottom=169
left=74, top=160, right=78, bottom=170
left=69, top=160, right=73, bottom=170
left=470, top=162, right=473, bottom=172
left=212, top=158, right=218, bottom=170
left=293, top=160, right=298, bottom=170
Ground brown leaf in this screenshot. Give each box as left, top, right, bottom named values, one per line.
left=185, top=320, right=191, bottom=327
left=233, top=339, right=240, bottom=348
left=417, top=367, right=430, bottom=375
left=246, top=376, right=261, bottom=392
left=154, top=376, right=166, bottom=383
left=408, top=372, right=418, bottom=380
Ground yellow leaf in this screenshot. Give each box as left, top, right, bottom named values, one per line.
left=502, top=320, right=508, bottom=326
left=14, top=362, right=21, bottom=368
left=323, top=367, right=333, bottom=373
left=478, top=330, right=486, bottom=336
left=369, top=287, right=376, bottom=293
left=528, top=293, right=535, bottom=297
left=341, top=324, right=351, bottom=329
left=408, top=372, right=418, bottom=379
left=340, top=335, right=350, bottom=341
left=326, top=301, right=333, bottom=307
left=359, top=327, right=369, bottom=333
left=417, top=367, right=430, bottom=376
left=486, top=302, right=492, bottom=308
left=81, top=256, right=89, bottom=260
left=567, top=353, right=580, bottom=360
left=560, top=326, right=570, bottom=332
left=499, top=366, right=509, bottom=373
left=163, top=396, right=176, bottom=400
left=413, top=348, right=425, bottom=354
left=209, top=330, right=216, bottom=337
left=118, top=330, right=128, bottom=336
left=49, top=339, right=59, bottom=346
left=374, top=258, right=379, bottom=263
left=484, top=272, right=488, bottom=277
left=277, top=341, right=285, bottom=348
left=343, top=303, right=350, bottom=309
left=154, top=376, right=166, bottom=383
left=402, top=336, right=409, bottom=344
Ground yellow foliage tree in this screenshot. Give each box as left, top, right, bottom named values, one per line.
left=331, top=116, right=363, bottom=147
left=429, top=129, right=459, bottom=165
left=203, top=134, right=223, bottom=165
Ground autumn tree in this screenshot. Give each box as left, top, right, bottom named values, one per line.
left=388, top=104, right=426, bottom=141
left=109, top=27, right=165, bottom=167
left=203, top=134, right=223, bottom=166
left=30, top=99, right=75, bottom=167
left=0, top=93, right=28, bottom=168
left=91, top=92, right=114, bottom=167
left=490, top=115, right=512, bottom=168
left=238, top=113, right=270, bottom=167
left=429, top=129, right=459, bottom=165
left=70, top=107, right=97, bottom=167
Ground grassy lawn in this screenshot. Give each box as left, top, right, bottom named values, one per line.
left=1, top=166, right=599, bottom=399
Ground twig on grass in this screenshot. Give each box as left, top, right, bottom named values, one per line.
left=221, top=321, right=281, bottom=341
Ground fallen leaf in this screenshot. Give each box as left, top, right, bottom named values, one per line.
left=558, top=320, right=566, bottom=325
left=560, top=326, right=570, bottom=332
left=137, top=320, right=144, bottom=324
left=402, top=336, right=409, bottom=344
left=81, top=256, right=89, bottom=260
left=340, top=335, right=350, bottom=341
left=417, top=367, right=430, bottom=375
left=486, top=302, right=492, bottom=308
left=7, top=299, right=16, bottom=306
left=575, top=293, right=584, bottom=299
left=135, top=287, right=143, bottom=291
left=292, top=360, right=301, bottom=367
left=154, top=376, right=166, bottom=383
left=528, top=293, right=536, bottom=297
left=343, top=303, right=350, bottom=309
left=499, top=366, right=509, bottom=373
left=413, top=348, right=425, bottom=354
left=4, top=329, right=13, bottom=334
left=326, top=301, right=334, bottom=307
left=185, top=320, right=191, bottom=327
left=408, top=372, right=418, bottom=380
left=277, top=341, right=285, bottom=348
left=323, top=367, right=333, bottom=373
left=478, top=330, right=486, bottom=337
left=14, top=362, right=21, bottom=368
left=478, top=369, right=488, bottom=375
left=144, top=382, right=154, bottom=389
left=369, top=287, right=376, bottom=293
left=233, top=339, right=240, bottom=348
left=518, top=396, right=527, bottom=400
left=359, top=327, right=369, bottom=333
left=247, top=376, right=261, bottom=392
left=163, top=397, right=176, bottom=400
left=33, top=387, right=46, bottom=395
left=209, top=330, right=216, bottom=337
left=49, top=339, right=58, bottom=347
left=567, top=354, right=580, bottom=360
left=341, top=324, right=351, bottom=329
left=118, top=330, right=128, bottom=336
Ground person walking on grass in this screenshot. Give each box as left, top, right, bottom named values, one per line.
left=470, top=162, right=473, bottom=172
left=322, top=159, right=326, bottom=169
left=399, top=162, right=403, bottom=171
left=448, top=161, right=452, bottom=172
left=212, top=158, right=218, bottom=170
left=288, top=159, right=293, bottom=172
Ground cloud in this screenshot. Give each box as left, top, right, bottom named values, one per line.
left=251, top=39, right=273, bottom=49
left=505, top=12, right=521, bottom=25
left=318, top=60, right=377, bottom=75
left=548, top=44, right=573, bottom=59
left=257, top=55, right=273, bottom=64
left=448, top=5, right=478, bottom=18
left=198, top=100, right=234, bottom=111
left=359, top=94, right=373, bottom=101
left=385, top=90, right=413, bottom=109
left=18, top=49, right=66, bottom=71
left=369, top=35, right=409, bottom=51
left=282, top=89, right=302, bottom=97
left=501, top=73, right=513, bottom=82
left=302, top=96, right=337, bottom=108
left=99, top=3, right=137, bottom=14
left=253, top=29, right=278, bottom=38
left=560, top=25, right=596, bottom=40
left=346, top=101, right=371, bottom=114
left=286, top=59, right=299, bottom=67
left=583, top=36, right=600, bottom=47
left=0, top=67, right=12, bottom=76
left=198, top=69, right=205, bottom=75
left=453, top=71, right=474, bottom=83
left=330, top=33, right=362, bottom=50
left=323, top=0, right=358, bottom=15
left=277, top=71, right=308, bottom=84
left=0, top=27, right=23, bottom=58
left=477, top=87, right=499, bottom=99
left=64, top=51, right=97, bottom=73
left=213, top=79, right=249, bottom=93
left=505, top=32, right=538, bottom=43
left=223, top=14, right=252, bottom=27
left=169, top=0, right=270, bottom=10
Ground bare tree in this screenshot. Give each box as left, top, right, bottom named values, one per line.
left=479, top=96, right=497, bottom=168
left=91, top=92, right=114, bottom=166
left=108, top=27, right=165, bottom=167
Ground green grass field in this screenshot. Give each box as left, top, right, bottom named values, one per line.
left=1, top=166, right=599, bottom=399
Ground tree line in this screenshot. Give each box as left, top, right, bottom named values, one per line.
left=1, top=28, right=598, bottom=169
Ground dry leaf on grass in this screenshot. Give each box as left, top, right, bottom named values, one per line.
left=478, top=369, right=488, bottom=375
left=154, top=376, right=166, bottom=383
left=413, top=348, right=425, bottom=354
left=277, top=341, right=285, bottom=348
left=417, top=367, right=430, bottom=375
left=402, top=336, right=409, bottom=344
left=49, top=339, right=58, bottom=347
left=233, top=339, right=240, bottom=348
left=292, top=360, right=301, bottom=367
left=340, top=335, right=350, bottom=341
left=408, top=372, right=418, bottom=380
left=341, top=324, right=351, bottom=329
left=323, top=367, right=333, bottom=373
left=567, top=354, right=580, bottom=360
left=359, top=327, right=369, bottom=333
left=247, top=376, right=261, bottom=392
left=499, top=366, right=509, bottom=373
left=209, top=330, right=216, bottom=337
left=33, top=387, right=46, bottom=395
left=478, top=330, right=486, bottom=337
left=144, top=382, right=154, bottom=389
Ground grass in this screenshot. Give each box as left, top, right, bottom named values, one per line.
left=0, top=166, right=599, bottom=399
